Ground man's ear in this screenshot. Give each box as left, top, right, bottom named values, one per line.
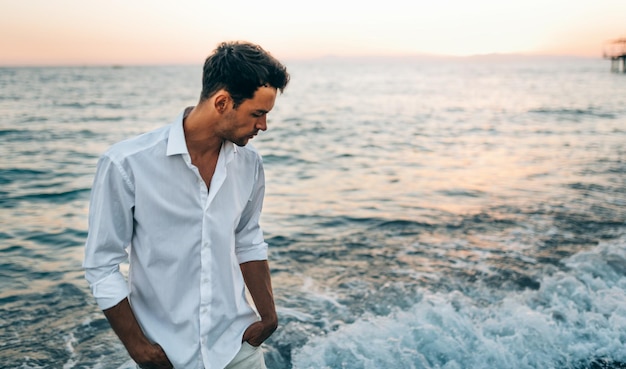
left=214, top=91, right=231, bottom=114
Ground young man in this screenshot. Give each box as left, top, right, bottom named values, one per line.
left=83, top=41, right=290, bottom=369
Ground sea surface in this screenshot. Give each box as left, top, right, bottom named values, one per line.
left=1, top=57, right=625, bottom=369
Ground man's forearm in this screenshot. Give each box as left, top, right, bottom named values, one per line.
left=103, top=298, right=172, bottom=368
left=240, top=260, right=277, bottom=321
left=240, top=260, right=278, bottom=345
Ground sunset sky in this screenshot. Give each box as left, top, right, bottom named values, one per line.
left=1, top=0, right=624, bottom=65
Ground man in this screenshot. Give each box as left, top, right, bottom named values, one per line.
left=83, top=41, right=290, bottom=369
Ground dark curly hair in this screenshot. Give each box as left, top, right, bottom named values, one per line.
left=200, top=41, right=290, bottom=108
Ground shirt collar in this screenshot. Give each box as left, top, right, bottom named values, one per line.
left=166, top=109, right=239, bottom=159
left=222, top=138, right=238, bottom=165
left=166, top=110, right=188, bottom=157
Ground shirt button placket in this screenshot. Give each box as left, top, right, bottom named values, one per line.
left=199, top=196, right=212, bottom=347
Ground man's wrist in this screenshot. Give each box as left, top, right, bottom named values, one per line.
left=261, top=314, right=278, bottom=332
left=126, top=338, right=155, bottom=361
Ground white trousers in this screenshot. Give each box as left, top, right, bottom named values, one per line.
left=224, top=342, right=267, bottom=369
left=135, top=343, right=266, bottom=369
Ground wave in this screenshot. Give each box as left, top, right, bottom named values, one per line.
left=263, top=153, right=314, bottom=166
left=53, top=101, right=124, bottom=109
left=1, top=188, right=91, bottom=208
left=23, top=228, right=88, bottom=249
left=80, top=115, right=125, bottom=122
left=0, top=129, right=24, bottom=137
left=0, top=282, right=98, bottom=369
left=437, top=189, right=486, bottom=198
left=0, top=168, right=48, bottom=185
left=291, top=238, right=626, bottom=369
left=529, top=107, right=617, bottom=120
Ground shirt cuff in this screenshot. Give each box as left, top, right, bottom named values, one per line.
left=89, top=271, right=129, bottom=310
left=236, top=242, right=268, bottom=264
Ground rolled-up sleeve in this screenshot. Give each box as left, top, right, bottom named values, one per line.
left=83, top=154, right=135, bottom=310
left=235, top=157, right=268, bottom=264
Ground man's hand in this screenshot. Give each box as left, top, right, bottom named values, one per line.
left=242, top=318, right=278, bottom=347
left=132, top=342, right=173, bottom=369
left=103, top=298, right=173, bottom=369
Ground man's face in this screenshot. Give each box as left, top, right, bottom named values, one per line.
left=219, top=86, right=277, bottom=147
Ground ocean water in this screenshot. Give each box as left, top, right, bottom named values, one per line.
left=0, top=57, right=625, bottom=369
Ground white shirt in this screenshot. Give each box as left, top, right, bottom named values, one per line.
left=83, top=110, right=268, bottom=369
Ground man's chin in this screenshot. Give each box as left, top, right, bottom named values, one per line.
left=232, top=138, right=249, bottom=147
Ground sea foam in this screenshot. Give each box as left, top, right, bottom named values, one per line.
left=292, top=238, right=626, bottom=369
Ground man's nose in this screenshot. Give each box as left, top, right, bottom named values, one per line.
left=256, top=116, right=267, bottom=131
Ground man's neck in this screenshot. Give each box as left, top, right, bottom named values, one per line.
left=183, top=105, right=222, bottom=158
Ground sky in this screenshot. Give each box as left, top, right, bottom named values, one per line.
left=0, top=0, right=625, bottom=65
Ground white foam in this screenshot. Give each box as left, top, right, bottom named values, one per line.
left=292, top=239, right=626, bottom=369
left=61, top=333, right=77, bottom=369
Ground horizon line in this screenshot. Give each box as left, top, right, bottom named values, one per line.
left=0, top=52, right=603, bottom=68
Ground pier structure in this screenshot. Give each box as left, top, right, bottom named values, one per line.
left=603, top=38, right=626, bottom=73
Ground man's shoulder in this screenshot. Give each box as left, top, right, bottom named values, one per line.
left=105, top=124, right=171, bottom=162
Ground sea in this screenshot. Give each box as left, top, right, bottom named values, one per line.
left=1, top=56, right=625, bottom=369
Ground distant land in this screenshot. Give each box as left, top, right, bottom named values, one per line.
left=282, top=53, right=599, bottom=64
left=0, top=53, right=602, bottom=68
